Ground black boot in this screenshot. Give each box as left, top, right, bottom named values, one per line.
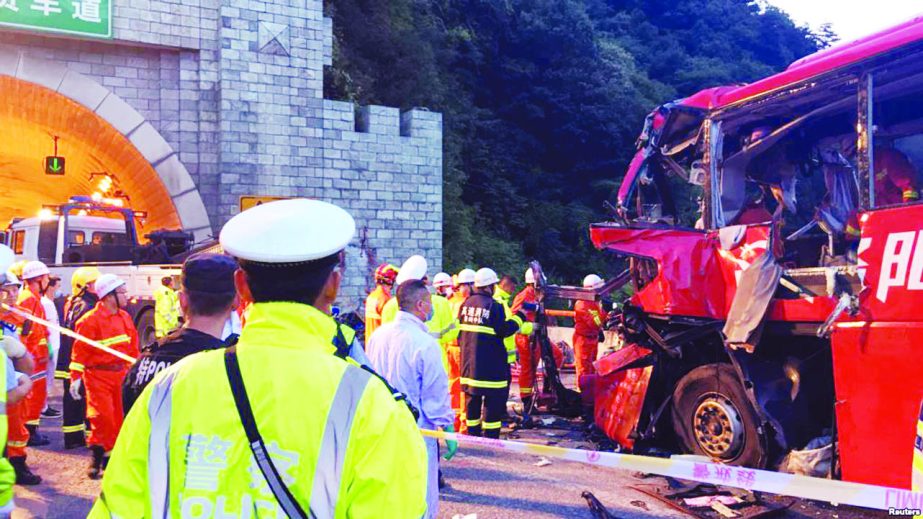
left=88, top=446, right=104, bottom=480
left=26, top=425, right=50, bottom=447
left=10, top=456, right=41, bottom=486
left=64, top=436, right=86, bottom=450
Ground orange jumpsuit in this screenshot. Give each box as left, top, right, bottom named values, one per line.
left=446, top=291, right=467, bottom=432
left=17, top=287, right=49, bottom=428
left=511, top=286, right=538, bottom=402
left=71, top=303, right=139, bottom=453
left=364, top=285, right=391, bottom=345
left=573, top=300, right=604, bottom=390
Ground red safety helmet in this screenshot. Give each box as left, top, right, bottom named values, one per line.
left=375, top=264, right=399, bottom=286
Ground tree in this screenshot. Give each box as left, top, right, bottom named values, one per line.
left=324, top=0, right=828, bottom=283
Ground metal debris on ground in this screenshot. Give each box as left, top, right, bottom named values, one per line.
left=534, top=457, right=552, bottom=467
left=630, top=481, right=792, bottom=519
left=581, top=491, right=619, bottom=519
left=710, top=501, right=740, bottom=518
left=684, top=496, right=742, bottom=507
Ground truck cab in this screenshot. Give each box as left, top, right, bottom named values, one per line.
left=2, top=196, right=190, bottom=346
left=586, top=17, right=923, bottom=489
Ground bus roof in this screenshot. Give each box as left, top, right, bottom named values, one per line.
left=680, top=16, right=923, bottom=111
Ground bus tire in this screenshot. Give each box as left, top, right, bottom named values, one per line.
left=671, top=363, right=766, bottom=468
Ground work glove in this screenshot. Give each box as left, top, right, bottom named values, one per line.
left=598, top=331, right=606, bottom=342
left=520, top=322, right=535, bottom=336
left=0, top=336, right=26, bottom=359
left=520, top=302, right=538, bottom=312
left=69, top=378, right=83, bottom=401
left=443, top=425, right=458, bottom=461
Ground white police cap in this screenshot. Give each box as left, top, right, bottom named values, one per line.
left=220, top=199, right=356, bottom=264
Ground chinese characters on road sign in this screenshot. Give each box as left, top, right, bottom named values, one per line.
left=0, top=0, right=110, bottom=38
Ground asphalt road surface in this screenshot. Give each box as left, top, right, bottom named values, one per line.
left=12, top=379, right=886, bottom=518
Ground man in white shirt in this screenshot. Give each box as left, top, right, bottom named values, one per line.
left=367, top=279, right=457, bottom=519
left=39, top=276, right=61, bottom=418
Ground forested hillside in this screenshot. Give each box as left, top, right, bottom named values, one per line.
left=323, top=0, right=834, bottom=282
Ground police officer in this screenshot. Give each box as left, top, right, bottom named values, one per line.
left=122, top=253, right=238, bottom=414
left=458, top=267, right=528, bottom=438
left=59, top=266, right=99, bottom=449
left=92, top=199, right=428, bottom=518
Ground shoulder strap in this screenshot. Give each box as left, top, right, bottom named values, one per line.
left=224, top=347, right=310, bottom=519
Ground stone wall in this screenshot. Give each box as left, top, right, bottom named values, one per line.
left=0, top=0, right=443, bottom=308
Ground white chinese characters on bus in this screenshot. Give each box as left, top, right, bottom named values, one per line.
left=72, top=0, right=100, bottom=23
left=0, top=0, right=18, bottom=13
left=29, top=0, right=61, bottom=16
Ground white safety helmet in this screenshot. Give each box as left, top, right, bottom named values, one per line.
left=474, top=267, right=499, bottom=288
left=395, top=255, right=427, bottom=285
left=1, top=271, right=20, bottom=288
left=583, top=274, right=604, bottom=290
left=94, top=273, right=126, bottom=298
left=457, top=268, right=476, bottom=285
left=524, top=267, right=535, bottom=285
left=21, top=261, right=50, bottom=281
left=432, top=272, right=452, bottom=288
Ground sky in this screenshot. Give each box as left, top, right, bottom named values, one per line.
left=766, top=0, right=923, bottom=43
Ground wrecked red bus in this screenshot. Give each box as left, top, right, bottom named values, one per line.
left=584, top=16, right=923, bottom=489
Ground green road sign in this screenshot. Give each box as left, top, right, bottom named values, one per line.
left=0, top=0, right=111, bottom=39
left=45, top=156, right=65, bottom=175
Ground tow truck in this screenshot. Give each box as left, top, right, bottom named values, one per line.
left=552, top=17, right=923, bottom=490
left=2, top=196, right=203, bottom=345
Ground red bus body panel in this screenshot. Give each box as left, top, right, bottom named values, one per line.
left=831, top=205, right=923, bottom=489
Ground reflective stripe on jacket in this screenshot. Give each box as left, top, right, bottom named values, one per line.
left=89, top=302, right=427, bottom=518
left=70, top=303, right=139, bottom=381
left=574, top=300, right=604, bottom=337
left=16, top=288, right=48, bottom=362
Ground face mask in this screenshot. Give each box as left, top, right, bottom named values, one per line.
left=423, top=303, right=434, bottom=322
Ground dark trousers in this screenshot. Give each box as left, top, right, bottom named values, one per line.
left=465, top=391, right=506, bottom=439
left=62, top=379, right=87, bottom=447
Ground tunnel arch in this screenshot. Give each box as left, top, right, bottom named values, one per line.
left=0, top=51, right=212, bottom=241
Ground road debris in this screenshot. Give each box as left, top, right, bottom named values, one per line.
left=534, top=457, right=552, bottom=467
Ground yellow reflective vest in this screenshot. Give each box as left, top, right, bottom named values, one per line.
left=153, top=286, right=180, bottom=339
left=90, top=302, right=427, bottom=518
left=0, top=351, right=15, bottom=510
left=381, top=294, right=455, bottom=348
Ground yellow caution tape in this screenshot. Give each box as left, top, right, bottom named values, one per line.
left=1, top=303, right=137, bottom=364
left=422, top=429, right=923, bottom=512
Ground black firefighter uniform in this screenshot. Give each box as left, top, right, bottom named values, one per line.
left=458, top=292, right=526, bottom=438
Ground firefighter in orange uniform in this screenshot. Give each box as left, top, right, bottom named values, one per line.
left=572, top=274, right=606, bottom=390
left=70, top=274, right=139, bottom=479
left=16, top=261, right=52, bottom=447
left=365, top=264, right=399, bottom=345
left=446, top=268, right=475, bottom=432
left=511, top=268, right=539, bottom=417
left=1, top=270, right=42, bottom=485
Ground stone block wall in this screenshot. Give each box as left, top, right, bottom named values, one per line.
left=0, top=0, right=443, bottom=308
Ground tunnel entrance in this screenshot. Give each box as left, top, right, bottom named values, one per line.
left=0, top=54, right=211, bottom=242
